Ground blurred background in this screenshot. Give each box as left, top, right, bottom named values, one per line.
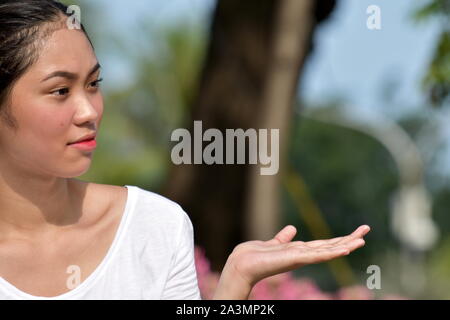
left=70, top=0, right=450, bottom=299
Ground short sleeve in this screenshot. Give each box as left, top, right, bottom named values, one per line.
left=160, top=206, right=202, bottom=300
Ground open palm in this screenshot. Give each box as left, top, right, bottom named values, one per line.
left=226, top=225, right=370, bottom=288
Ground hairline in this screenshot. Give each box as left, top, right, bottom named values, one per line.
left=0, top=14, right=95, bottom=131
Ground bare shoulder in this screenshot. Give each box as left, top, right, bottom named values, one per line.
left=89, top=182, right=127, bottom=200
left=70, top=179, right=128, bottom=227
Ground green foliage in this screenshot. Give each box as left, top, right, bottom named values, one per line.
left=413, top=0, right=450, bottom=21
left=422, top=31, right=450, bottom=106
left=428, top=235, right=450, bottom=298
left=414, top=0, right=450, bottom=107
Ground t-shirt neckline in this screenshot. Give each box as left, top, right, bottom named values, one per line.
left=0, top=184, right=137, bottom=300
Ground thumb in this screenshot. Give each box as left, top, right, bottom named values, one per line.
left=267, top=225, right=297, bottom=244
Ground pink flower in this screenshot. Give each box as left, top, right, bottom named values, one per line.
left=275, top=275, right=303, bottom=299
left=335, top=285, right=374, bottom=300
left=194, top=246, right=219, bottom=299
left=250, top=274, right=334, bottom=300
left=295, top=278, right=333, bottom=300
left=249, top=280, right=274, bottom=300
left=381, top=294, right=409, bottom=300
left=199, top=273, right=220, bottom=300
left=194, top=246, right=211, bottom=277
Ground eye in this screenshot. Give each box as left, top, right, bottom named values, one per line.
left=51, top=87, right=70, bottom=97
left=89, top=78, right=103, bottom=89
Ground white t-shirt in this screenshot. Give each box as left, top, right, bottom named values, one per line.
left=0, top=185, right=202, bottom=300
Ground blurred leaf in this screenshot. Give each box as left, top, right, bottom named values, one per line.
left=413, top=0, right=450, bottom=107
left=422, top=30, right=450, bottom=107
left=413, top=0, right=450, bottom=21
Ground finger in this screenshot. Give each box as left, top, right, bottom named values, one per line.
left=305, top=225, right=370, bottom=248
left=329, top=225, right=371, bottom=246
left=352, top=225, right=371, bottom=237
left=305, top=236, right=344, bottom=248
left=334, top=238, right=366, bottom=253
left=299, top=236, right=365, bottom=253
left=266, top=225, right=297, bottom=245
left=291, top=235, right=367, bottom=266
left=295, top=246, right=351, bottom=265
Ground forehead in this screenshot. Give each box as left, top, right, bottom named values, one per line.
left=29, top=28, right=98, bottom=77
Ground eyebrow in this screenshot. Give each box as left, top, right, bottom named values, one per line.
left=41, top=62, right=101, bottom=82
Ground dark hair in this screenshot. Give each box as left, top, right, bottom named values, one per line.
left=0, top=0, right=94, bottom=130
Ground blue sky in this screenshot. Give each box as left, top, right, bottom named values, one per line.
left=296, top=0, right=448, bottom=176
left=91, top=0, right=215, bottom=89
left=93, top=0, right=442, bottom=113
left=300, top=0, right=442, bottom=115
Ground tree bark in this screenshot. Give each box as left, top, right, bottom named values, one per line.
left=161, top=0, right=337, bottom=271
left=245, top=0, right=315, bottom=240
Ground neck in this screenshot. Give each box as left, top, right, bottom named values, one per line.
left=0, top=176, right=83, bottom=238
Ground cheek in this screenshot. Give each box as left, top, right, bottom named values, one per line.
left=37, top=109, right=72, bottom=135
left=7, top=94, right=69, bottom=156
left=93, top=94, right=104, bottom=113
left=20, top=107, right=72, bottom=147
left=92, top=94, right=104, bottom=125
left=5, top=108, right=72, bottom=166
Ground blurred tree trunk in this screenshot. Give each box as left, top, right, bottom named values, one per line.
left=161, top=0, right=337, bottom=271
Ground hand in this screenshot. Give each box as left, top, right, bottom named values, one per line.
left=213, top=224, right=371, bottom=299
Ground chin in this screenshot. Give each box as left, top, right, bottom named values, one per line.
left=61, top=165, right=92, bottom=178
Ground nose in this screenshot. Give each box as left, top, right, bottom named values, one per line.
left=73, top=93, right=102, bottom=125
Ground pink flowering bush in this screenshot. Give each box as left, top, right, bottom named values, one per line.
left=194, top=246, right=407, bottom=300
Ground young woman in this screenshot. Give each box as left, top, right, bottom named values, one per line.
left=0, top=0, right=370, bottom=299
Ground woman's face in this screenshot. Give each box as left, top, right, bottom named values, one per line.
left=0, top=28, right=103, bottom=179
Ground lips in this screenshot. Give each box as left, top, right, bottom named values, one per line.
left=68, top=133, right=97, bottom=145
left=73, top=138, right=94, bottom=144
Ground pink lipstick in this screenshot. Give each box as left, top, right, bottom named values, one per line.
left=68, top=138, right=97, bottom=151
